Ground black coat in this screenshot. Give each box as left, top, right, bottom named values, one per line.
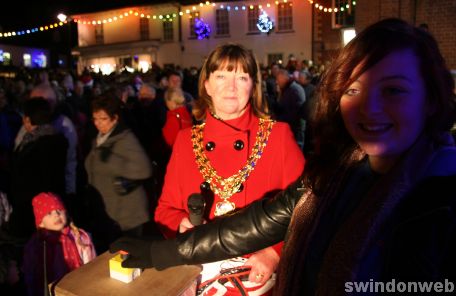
left=8, top=133, right=68, bottom=238
left=149, top=175, right=456, bottom=287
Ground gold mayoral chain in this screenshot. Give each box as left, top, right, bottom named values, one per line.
left=191, top=118, right=275, bottom=216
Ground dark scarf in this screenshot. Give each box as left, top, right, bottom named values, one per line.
left=17, top=124, right=56, bottom=151
left=275, top=133, right=456, bottom=296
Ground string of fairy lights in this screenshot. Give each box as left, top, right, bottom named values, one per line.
left=0, top=21, right=68, bottom=38
left=0, top=0, right=356, bottom=39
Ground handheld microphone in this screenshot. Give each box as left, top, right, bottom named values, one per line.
left=187, top=193, right=206, bottom=226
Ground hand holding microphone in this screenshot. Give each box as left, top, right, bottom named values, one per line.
left=187, top=193, right=206, bottom=226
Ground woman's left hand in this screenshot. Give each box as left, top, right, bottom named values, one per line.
left=244, top=247, right=280, bottom=284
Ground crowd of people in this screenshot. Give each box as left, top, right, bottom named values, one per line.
left=1, top=17, right=455, bottom=296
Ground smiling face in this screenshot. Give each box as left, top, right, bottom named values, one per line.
left=204, top=65, right=253, bottom=120
left=340, top=49, right=428, bottom=173
left=39, top=209, right=67, bottom=232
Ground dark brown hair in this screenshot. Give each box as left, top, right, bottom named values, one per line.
left=24, top=97, right=52, bottom=125
left=91, top=90, right=122, bottom=120
left=193, top=43, right=270, bottom=121
left=306, top=18, right=456, bottom=193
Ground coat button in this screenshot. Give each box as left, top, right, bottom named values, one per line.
left=200, top=181, right=211, bottom=192
left=237, top=184, right=244, bottom=193
left=233, top=140, right=244, bottom=151
left=205, top=141, right=215, bottom=151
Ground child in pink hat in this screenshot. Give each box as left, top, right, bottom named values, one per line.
left=22, top=192, right=96, bottom=296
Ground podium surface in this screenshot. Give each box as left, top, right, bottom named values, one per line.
left=53, top=251, right=202, bottom=296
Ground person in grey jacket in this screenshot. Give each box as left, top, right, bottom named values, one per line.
left=111, top=18, right=456, bottom=295
left=85, top=92, right=152, bottom=242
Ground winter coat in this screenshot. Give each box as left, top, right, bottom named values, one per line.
left=84, top=124, right=152, bottom=231
left=149, top=133, right=456, bottom=296
left=14, top=114, right=78, bottom=194
left=8, top=133, right=67, bottom=238
left=162, top=106, right=193, bottom=147
left=22, top=226, right=96, bottom=296
left=154, top=107, right=305, bottom=256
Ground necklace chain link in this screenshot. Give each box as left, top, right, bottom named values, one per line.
left=191, top=118, right=275, bottom=215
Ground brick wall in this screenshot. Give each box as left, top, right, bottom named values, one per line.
left=356, top=0, right=456, bottom=70
left=311, top=0, right=346, bottom=66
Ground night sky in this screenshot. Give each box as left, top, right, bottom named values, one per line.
left=0, top=0, right=168, bottom=29
left=0, top=0, right=175, bottom=47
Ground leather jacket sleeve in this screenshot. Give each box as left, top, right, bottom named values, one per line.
left=151, top=177, right=305, bottom=270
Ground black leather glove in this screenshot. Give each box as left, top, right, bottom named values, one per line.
left=109, top=236, right=182, bottom=270
left=110, top=237, right=153, bottom=268
left=98, top=146, right=112, bottom=162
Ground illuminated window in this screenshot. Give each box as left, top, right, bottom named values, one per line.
left=247, top=6, right=260, bottom=32
left=216, top=9, right=229, bottom=36
left=189, top=11, right=199, bottom=38
left=138, top=61, right=150, bottom=73
left=95, top=24, right=104, bottom=44
left=33, top=53, right=47, bottom=68
left=42, top=55, right=47, bottom=68
left=23, top=54, right=31, bottom=67
left=277, top=2, right=293, bottom=31
left=2, top=52, right=11, bottom=65
left=163, top=20, right=174, bottom=41
left=140, top=18, right=150, bottom=40
left=341, top=27, right=356, bottom=46
left=0, top=50, right=4, bottom=63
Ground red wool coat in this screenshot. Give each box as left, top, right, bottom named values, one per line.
left=162, top=106, right=193, bottom=147
left=154, top=108, right=305, bottom=255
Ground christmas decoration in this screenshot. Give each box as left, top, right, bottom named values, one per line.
left=1, top=1, right=357, bottom=39
left=194, top=18, right=211, bottom=39
left=256, top=10, right=274, bottom=33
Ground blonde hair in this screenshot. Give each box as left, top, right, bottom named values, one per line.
left=165, top=87, right=185, bottom=106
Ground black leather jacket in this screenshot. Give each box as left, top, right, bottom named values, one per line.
left=150, top=173, right=456, bottom=287
left=151, top=178, right=305, bottom=270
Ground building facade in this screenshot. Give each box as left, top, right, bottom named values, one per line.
left=71, top=0, right=455, bottom=75
left=0, top=43, right=50, bottom=69
left=71, top=1, right=313, bottom=74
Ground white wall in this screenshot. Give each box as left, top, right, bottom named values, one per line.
left=73, top=1, right=312, bottom=71
left=178, top=0, right=312, bottom=68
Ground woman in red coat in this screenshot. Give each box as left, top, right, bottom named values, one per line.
left=154, top=44, right=304, bottom=292
left=162, top=87, right=193, bottom=147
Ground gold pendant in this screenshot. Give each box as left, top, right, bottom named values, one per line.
left=214, top=200, right=236, bottom=216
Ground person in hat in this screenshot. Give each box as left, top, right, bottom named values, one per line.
left=22, top=192, right=96, bottom=296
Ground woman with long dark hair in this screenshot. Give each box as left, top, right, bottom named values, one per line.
left=112, top=18, right=456, bottom=295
